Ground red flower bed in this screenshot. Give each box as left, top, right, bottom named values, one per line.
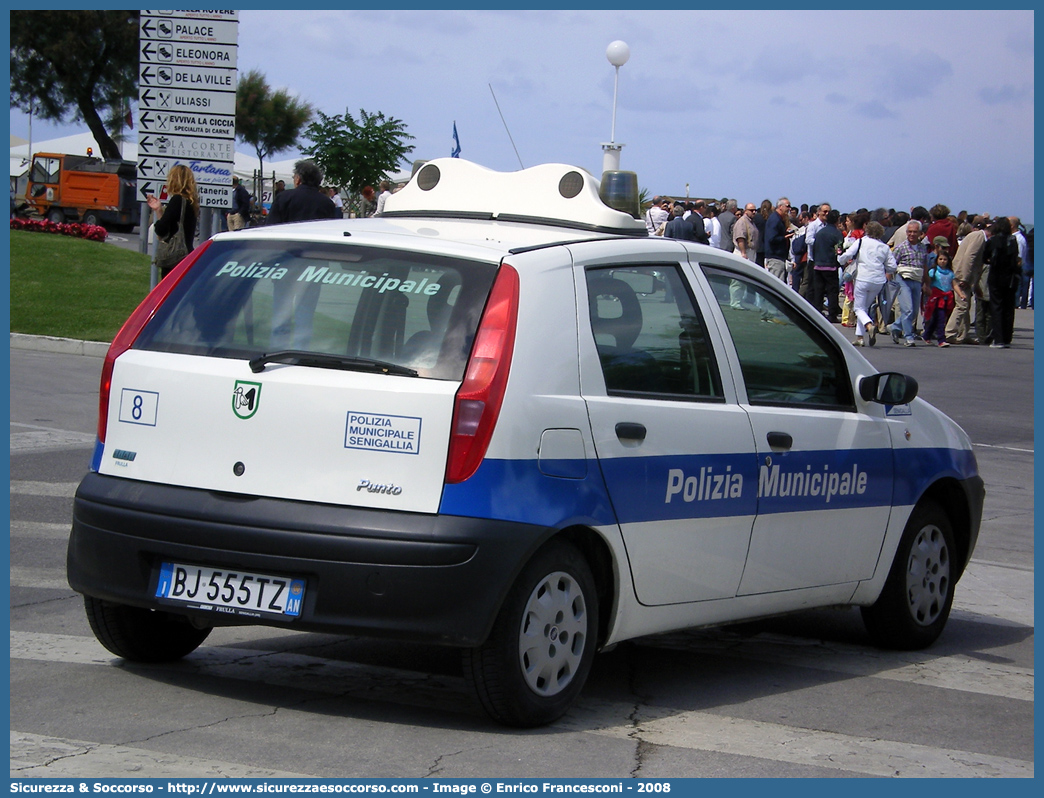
left=10, top=217, right=108, bottom=242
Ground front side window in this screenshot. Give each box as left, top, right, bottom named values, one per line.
left=704, top=269, right=853, bottom=409
left=133, top=240, right=498, bottom=381
left=586, top=265, right=722, bottom=400
left=30, top=157, right=60, bottom=185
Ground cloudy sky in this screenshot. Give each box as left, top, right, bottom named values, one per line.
left=10, top=8, right=1035, bottom=222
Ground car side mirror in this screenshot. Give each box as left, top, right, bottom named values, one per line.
left=859, top=372, right=918, bottom=405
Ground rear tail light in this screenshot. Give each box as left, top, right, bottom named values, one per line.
left=445, top=263, right=520, bottom=483
left=96, top=241, right=213, bottom=446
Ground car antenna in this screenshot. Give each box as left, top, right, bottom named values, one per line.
left=489, top=83, right=525, bottom=170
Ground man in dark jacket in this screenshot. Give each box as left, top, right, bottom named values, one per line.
left=810, top=209, right=844, bottom=323
left=226, top=177, right=251, bottom=231
left=688, top=200, right=710, bottom=244
left=266, top=160, right=339, bottom=225
left=267, top=160, right=340, bottom=349
left=664, top=203, right=695, bottom=240
left=765, top=197, right=793, bottom=281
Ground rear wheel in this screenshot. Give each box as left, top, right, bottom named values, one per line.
left=861, top=501, right=956, bottom=649
left=463, top=540, right=598, bottom=727
left=81, top=211, right=100, bottom=227
left=84, top=596, right=211, bottom=662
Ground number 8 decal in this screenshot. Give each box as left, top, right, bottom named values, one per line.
left=119, top=389, right=159, bottom=426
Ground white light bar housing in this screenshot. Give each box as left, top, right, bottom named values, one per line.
left=383, top=158, right=647, bottom=235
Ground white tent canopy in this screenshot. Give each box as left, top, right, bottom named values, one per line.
left=9, top=131, right=299, bottom=186
left=10, top=130, right=412, bottom=191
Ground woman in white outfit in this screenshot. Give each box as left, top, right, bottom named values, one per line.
left=838, top=221, right=897, bottom=346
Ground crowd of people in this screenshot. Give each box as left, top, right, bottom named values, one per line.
left=150, top=161, right=1031, bottom=352
left=645, top=196, right=1033, bottom=349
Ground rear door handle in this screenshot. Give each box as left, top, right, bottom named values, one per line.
left=615, top=422, right=647, bottom=443
left=767, top=431, right=793, bottom=450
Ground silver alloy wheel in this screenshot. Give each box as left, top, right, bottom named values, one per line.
left=905, top=525, right=950, bottom=626
left=517, top=571, right=588, bottom=696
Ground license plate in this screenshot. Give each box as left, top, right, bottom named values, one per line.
left=155, top=562, right=305, bottom=619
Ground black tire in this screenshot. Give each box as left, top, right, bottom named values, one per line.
left=861, top=500, right=956, bottom=650
left=463, top=540, right=598, bottom=727
left=47, top=209, right=64, bottom=224
left=81, top=211, right=100, bottom=227
left=84, top=596, right=212, bottom=663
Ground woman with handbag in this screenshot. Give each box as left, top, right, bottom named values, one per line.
left=146, top=164, right=199, bottom=279
left=838, top=221, right=897, bottom=347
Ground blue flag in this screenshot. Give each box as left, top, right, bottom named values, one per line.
left=451, top=121, right=461, bottom=158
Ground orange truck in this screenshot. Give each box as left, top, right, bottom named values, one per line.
left=25, top=152, right=141, bottom=230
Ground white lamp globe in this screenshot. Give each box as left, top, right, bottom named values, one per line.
left=606, top=40, right=630, bottom=68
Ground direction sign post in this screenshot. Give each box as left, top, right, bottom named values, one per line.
left=138, top=9, right=239, bottom=279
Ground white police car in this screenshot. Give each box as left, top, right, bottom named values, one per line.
left=68, top=158, right=984, bottom=727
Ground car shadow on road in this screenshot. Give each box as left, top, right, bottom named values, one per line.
left=103, top=605, right=1032, bottom=734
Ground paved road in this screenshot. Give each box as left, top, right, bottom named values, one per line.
left=8, top=313, right=1034, bottom=779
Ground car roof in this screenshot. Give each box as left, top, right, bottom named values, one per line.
left=212, top=216, right=649, bottom=261
left=214, top=158, right=656, bottom=261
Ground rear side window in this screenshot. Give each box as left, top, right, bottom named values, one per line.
left=133, top=240, right=497, bottom=380
left=586, top=265, right=722, bottom=400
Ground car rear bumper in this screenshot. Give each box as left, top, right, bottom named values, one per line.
left=67, top=472, right=549, bottom=646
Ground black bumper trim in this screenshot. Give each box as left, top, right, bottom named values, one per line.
left=67, top=473, right=551, bottom=646
left=958, top=474, right=986, bottom=575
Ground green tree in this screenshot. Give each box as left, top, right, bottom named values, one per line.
left=235, top=69, right=313, bottom=177
left=303, top=108, right=415, bottom=198
left=10, top=10, right=140, bottom=161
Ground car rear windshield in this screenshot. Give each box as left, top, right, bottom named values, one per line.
left=132, top=239, right=499, bottom=380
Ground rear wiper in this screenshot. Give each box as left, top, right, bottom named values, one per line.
left=248, top=350, right=419, bottom=377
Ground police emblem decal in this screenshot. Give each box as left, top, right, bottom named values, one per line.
left=232, top=380, right=262, bottom=419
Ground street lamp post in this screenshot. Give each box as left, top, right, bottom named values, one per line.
left=601, top=40, right=630, bottom=174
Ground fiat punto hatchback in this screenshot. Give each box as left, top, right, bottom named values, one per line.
left=68, top=159, right=984, bottom=726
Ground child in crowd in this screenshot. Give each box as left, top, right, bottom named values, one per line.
left=839, top=214, right=864, bottom=327
left=923, top=251, right=956, bottom=347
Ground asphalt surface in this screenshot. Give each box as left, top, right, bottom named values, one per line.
left=7, top=308, right=1034, bottom=779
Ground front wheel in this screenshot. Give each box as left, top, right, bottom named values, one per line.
left=861, top=500, right=956, bottom=649
left=84, top=596, right=211, bottom=662
left=81, top=211, right=100, bottom=227
left=47, top=209, right=64, bottom=224
left=463, top=540, right=598, bottom=727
